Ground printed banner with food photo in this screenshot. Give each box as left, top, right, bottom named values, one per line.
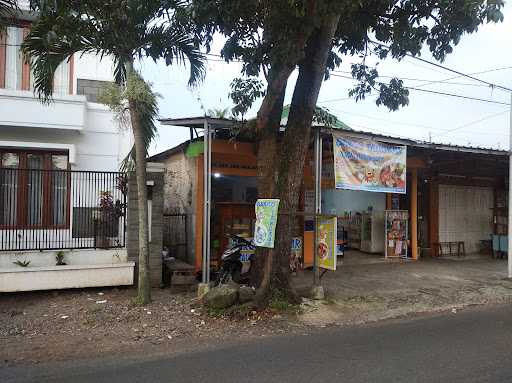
left=316, top=217, right=337, bottom=271
left=333, top=134, right=407, bottom=194
left=253, top=199, right=280, bottom=248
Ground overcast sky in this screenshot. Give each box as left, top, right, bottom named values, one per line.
left=141, top=4, right=512, bottom=156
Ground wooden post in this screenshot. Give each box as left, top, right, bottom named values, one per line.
left=411, top=168, right=418, bottom=260
left=429, top=180, right=439, bottom=257
left=386, top=194, right=392, bottom=210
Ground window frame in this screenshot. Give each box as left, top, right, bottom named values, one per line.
left=0, top=22, right=74, bottom=94
left=0, top=149, right=71, bottom=230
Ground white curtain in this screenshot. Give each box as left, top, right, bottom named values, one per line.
left=5, top=27, right=23, bottom=90
left=53, top=61, right=70, bottom=95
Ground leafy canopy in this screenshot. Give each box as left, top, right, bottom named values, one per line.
left=188, top=0, right=504, bottom=112
left=99, top=71, right=160, bottom=170
left=23, top=0, right=206, bottom=101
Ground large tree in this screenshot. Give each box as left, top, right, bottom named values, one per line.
left=23, top=0, right=205, bottom=304
left=189, top=0, right=504, bottom=303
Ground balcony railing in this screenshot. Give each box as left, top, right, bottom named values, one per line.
left=0, top=168, right=127, bottom=251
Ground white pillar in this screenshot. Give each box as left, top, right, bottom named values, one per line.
left=313, top=128, right=322, bottom=286
left=202, top=119, right=212, bottom=284
left=508, top=93, right=512, bottom=278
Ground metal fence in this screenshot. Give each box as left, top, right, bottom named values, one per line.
left=163, top=213, right=188, bottom=259
left=0, top=168, right=127, bottom=251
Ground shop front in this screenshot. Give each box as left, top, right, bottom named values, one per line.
left=154, top=116, right=510, bottom=283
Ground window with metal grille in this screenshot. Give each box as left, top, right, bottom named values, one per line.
left=0, top=150, right=70, bottom=229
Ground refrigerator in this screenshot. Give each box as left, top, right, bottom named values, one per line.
left=360, top=211, right=385, bottom=254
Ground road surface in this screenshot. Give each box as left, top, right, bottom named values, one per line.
left=4, top=305, right=512, bottom=382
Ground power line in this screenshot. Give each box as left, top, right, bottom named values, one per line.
left=408, top=55, right=512, bottom=93
left=412, top=66, right=512, bottom=89
left=406, top=85, right=510, bottom=106
left=331, top=69, right=493, bottom=88
left=328, top=104, right=509, bottom=138
left=328, top=73, right=511, bottom=106
left=431, top=109, right=510, bottom=138
left=370, top=40, right=512, bottom=93
left=327, top=105, right=440, bottom=131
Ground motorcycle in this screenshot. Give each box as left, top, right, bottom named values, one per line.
left=216, top=234, right=256, bottom=285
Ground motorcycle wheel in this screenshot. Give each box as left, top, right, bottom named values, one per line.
left=217, top=268, right=232, bottom=286
left=231, top=267, right=242, bottom=284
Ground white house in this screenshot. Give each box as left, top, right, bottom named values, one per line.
left=0, top=4, right=135, bottom=292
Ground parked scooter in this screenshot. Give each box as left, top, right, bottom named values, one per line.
left=216, top=234, right=256, bottom=285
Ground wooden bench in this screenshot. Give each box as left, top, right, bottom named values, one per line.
left=435, top=241, right=465, bottom=257
left=163, top=258, right=196, bottom=286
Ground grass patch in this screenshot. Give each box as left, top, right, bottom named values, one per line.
left=268, top=291, right=300, bottom=314
left=131, top=296, right=151, bottom=306
left=206, top=303, right=255, bottom=319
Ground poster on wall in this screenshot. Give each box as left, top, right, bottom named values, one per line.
left=317, top=217, right=337, bottom=271
left=253, top=199, right=280, bottom=248
left=290, top=237, right=303, bottom=273
left=333, top=133, right=407, bottom=194
left=385, top=210, right=409, bottom=259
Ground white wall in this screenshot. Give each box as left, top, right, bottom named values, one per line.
left=322, top=189, right=386, bottom=215
left=73, top=53, right=115, bottom=94
left=0, top=100, right=132, bottom=171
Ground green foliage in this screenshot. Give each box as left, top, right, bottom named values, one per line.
left=207, top=107, right=231, bottom=119
left=13, top=259, right=31, bottom=267
left=99, top=71, right=160, bottom=170
left=191, top=0, right=504, bottom=111
left=312, top=107, right=337, bottom=128
left=55, top=251, right=66, bottom=266
left=229, top=77, right=265, bottom=119
left=23, top=0, right=206, bottom=102
left=268, top=290, right=300, bottom=313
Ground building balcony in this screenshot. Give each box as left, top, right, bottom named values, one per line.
left=0, top=88, right=88, bottom=131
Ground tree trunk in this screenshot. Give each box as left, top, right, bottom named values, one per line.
left=126, top=61, right=151, bottom=304
left=268, top=14, right=341, bottom=301
left=252, top=78, right=287, bottom=303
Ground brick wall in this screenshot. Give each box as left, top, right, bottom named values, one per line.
left=127, top=165, right=164, bottom=287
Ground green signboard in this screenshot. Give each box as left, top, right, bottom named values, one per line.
left=254, top=199, right=280, bottom=248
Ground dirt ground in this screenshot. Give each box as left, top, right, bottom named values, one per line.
left=0, top=287, right=301, bottom=367
left=295, top=252, right=512, bottom=326
left=2, top=253, right=512, bottom=366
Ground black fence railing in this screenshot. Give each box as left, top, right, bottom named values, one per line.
left=0, top=168, right=127, bottom=251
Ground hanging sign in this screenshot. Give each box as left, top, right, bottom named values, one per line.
left=254, top=199, right=280, bottom=248
left=333, top=133, right=407, bottom=194
left=317, top=217, right=337, bottom=271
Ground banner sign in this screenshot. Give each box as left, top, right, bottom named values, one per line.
left=317, top=217, right=337, bottom=271
left=290, top=237, right=303, bottom=273
left=254, top=199, right=280, bottom=248
left=333, top=134, right=407, bottom=194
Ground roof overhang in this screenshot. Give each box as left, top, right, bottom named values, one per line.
left=158, top=116, right=236, bottom=129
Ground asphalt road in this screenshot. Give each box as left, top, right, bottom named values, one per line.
left=4, top=305, right=512, bottom=383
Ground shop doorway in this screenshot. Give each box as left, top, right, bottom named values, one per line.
left=211, top=174, right=257, bottom=267
left=438, top=185, right=493, bottom=254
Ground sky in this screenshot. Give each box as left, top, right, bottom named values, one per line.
left=140, top=4, right=512, bottom=156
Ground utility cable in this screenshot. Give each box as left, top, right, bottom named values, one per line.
left=328, top=73, right=510, bottom=106
left=369, top=40, right=512, bottom=92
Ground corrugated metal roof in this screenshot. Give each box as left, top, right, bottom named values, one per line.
left=157, top=111, right=509, bottom=158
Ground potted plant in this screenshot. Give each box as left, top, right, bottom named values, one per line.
left=95, top=191, right=125, bottom=249
left=55, top=251, right=67, bottom=266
